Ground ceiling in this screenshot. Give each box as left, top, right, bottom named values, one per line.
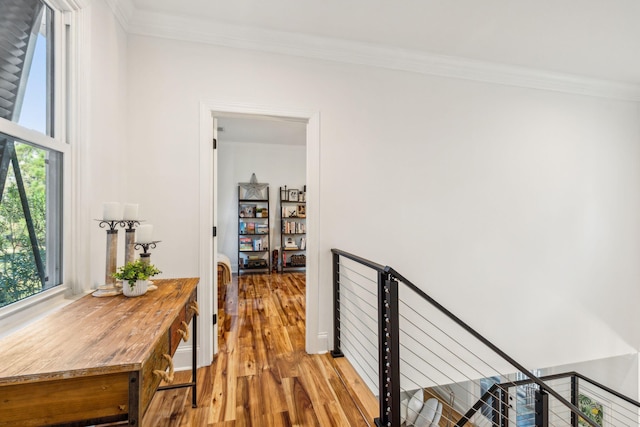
left=217, top=116, right=306, bottom=146
left=130, top=0, right=640, bottom=85
left=123, top=0, right=640, bottom=145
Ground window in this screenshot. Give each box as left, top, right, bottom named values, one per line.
left=0, top=0, right=65, bottom=308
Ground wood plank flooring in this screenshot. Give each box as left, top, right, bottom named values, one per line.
left=142, top=273, right=378, bottom=426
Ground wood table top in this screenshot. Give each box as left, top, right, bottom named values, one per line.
left=0, top=277, right=199, bottom=386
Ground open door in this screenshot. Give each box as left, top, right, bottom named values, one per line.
left=212, top=118, right=219, bottom=354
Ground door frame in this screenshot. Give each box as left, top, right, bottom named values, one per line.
left=198, top=100, right=321, bottom=363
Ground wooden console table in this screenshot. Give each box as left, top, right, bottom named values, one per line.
left=0, top=277, right=199, bottom=427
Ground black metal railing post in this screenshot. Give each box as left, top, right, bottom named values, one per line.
left=331, top=251, right=344, bottom=358
left=535, top=388, right=549, bottom=427
left=570, top=375, right=578, bottom=427
left=491, top=387, right=501, bottom=426
left=375, top=272, right=400, bottom=427
left=498, top=386, right=509, bottom=427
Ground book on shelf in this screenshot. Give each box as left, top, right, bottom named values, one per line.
left=282, top=221, right=305, bottom=234
left=246, top=222, right=255, bottom=234
left=256, top=224, right=268, bottom=234
left=239, top=222, right=247, bottom=234
left=239, top=237, right=253, bottom=251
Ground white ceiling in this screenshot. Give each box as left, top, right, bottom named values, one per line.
left=217, top=116, right=306, bottom=146
left=122, top=0, right=640, bottom=144
left=130, top=0, right=640, bottom=85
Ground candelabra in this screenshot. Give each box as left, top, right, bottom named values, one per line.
left=135, top=240, right=160, bottom=264
left=92, top=218, right=143, bottom=297
left=135, top=240, right=160, bottom=290
left=92, top=220, right=125, bottom=297
left=123, top=220, right=141, bottom=264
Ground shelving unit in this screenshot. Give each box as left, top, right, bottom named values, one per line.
left=238, top=185, right=270, bottom=274
left=279, top=186, right=306, bottom=272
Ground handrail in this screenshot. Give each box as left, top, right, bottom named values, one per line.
left=506, top=370, right=640, bottom=408
left=331, top=248, right=601, bottom=427
left=331, top=248, right=386, bottom=272
left=460, top=371, right=640, bottom=426
left=575, top=372, right=640, bottom=408
left=383, top=265, right=599, bottom=427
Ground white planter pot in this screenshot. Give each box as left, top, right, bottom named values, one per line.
left=123, top=279, right=148, bottom=297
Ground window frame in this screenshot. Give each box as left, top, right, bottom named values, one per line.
left=0, top=0, right=77, bottom=335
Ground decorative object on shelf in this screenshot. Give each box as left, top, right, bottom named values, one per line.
left=284, top=237, right=298, bottom=249
left=240, top=204, right=256, bottom=218
left=272, top=249, right=278, bottom=273
left=288, top=188, right=299, bottom=201
left=290, top=254, right=306, bottom=267
left=113, top=260, right=161, bottom=297
left=247, top=258, right=268, bottom=268
left=239, top=173, right=268, bottom=200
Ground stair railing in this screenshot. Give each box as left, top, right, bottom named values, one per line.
left=460, top=371, right=640, bottom=426
left=331, top=248, right=606, bottom=427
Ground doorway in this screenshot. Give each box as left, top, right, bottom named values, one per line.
left=198, top=101, right=321, bottom=365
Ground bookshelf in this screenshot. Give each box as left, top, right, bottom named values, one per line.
left=238, top=185, right=270, bottom=274
left=279, top=185, right=306, bottom=272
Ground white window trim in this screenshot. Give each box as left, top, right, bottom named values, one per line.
left=0, top=0, right=86, bottom=337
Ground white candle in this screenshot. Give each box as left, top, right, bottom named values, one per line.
left=136, top=224, right=153, bottom=243
left=123, top=203, right=139, bottom=220
left=103, top=202, right=121, bottom=221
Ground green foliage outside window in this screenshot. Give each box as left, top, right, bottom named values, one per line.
left=0, top=143, right=47, bottom=308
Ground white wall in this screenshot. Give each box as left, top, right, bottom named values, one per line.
left=542, top=353, right=639, bottom=400
left=83, top=0, right=129, bottom=289
left=122, top=31, right=640, bottom=374
left=217, top=141, right=306, bottom=272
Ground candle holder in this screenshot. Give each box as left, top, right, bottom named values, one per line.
left=123, top=220, right=141, bottom=264
left=135, top=240, right=160, bottom=264
left=135, top=241, right=161, bottom=291
left=92, top=219, right=126, bottom=297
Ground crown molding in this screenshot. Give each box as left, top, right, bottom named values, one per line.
left=124, top=9, right=640, bottom=101
left=48, top=0, right=91, bottom=11
left=104, top=0, right=134, bottom=31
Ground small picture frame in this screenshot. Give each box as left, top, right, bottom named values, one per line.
left=288, top=189, right=299, bottom=202
left=297, top=205, right=306, bottom=218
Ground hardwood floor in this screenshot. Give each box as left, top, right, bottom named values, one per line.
left=142, top=273, right=378, bottom=426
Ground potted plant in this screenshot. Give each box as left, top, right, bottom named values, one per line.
left=113, top=260, right=161, bottom=297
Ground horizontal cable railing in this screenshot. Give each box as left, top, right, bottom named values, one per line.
left=330, top=249, right=636, bottom=427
